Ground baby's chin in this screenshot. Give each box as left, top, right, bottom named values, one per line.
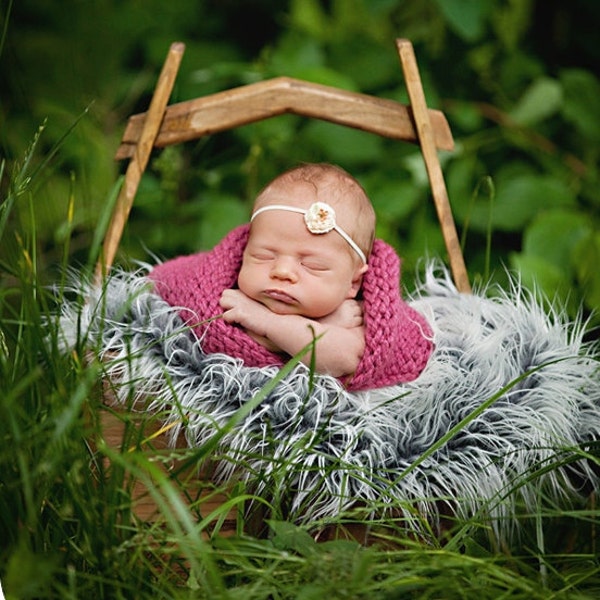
left=262, top=300, right=304, bottom=316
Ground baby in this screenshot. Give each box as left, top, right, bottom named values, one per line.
left=219, top=163, right=374, bottom=377
left=150, top=162, right=432, bottom=391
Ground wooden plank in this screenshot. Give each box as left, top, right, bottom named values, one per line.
left=115, top=77, right=454, bottom=160
left=396, top=39, right=470, bottom=294
left=96, top=42, right=185, bottom=280
left=99, top=408, right=238, bottom=535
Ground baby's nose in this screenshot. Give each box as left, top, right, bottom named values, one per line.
left=270, top=257, right=298, bottom=282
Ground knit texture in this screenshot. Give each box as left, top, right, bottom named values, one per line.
left=149, top=225, right=433, bottom=390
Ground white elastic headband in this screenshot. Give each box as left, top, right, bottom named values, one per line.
left=250, top=201, right=367, bottom=264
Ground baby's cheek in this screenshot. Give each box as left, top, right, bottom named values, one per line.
left=237, top=265, right=252, bottom=297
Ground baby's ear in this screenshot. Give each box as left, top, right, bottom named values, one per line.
left=348, top=264, right=368, bottom=297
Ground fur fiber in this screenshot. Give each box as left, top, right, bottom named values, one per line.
left=57, top=263, right=600, bottom=537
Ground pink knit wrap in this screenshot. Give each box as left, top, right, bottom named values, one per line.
left=149, top=225, right=433, bottom=391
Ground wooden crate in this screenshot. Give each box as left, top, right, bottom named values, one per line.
left=96, top=403, right=239, bottom=537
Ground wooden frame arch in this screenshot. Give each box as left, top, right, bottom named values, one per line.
left=96, top=39, right=470, bottom=293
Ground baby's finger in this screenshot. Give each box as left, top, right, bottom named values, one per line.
left=221, top=309, right=235, bottom=323
left=219, top=288, right=238, bottom=308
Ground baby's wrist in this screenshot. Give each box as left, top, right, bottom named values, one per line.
left=252, top=303, right=274, bottom=338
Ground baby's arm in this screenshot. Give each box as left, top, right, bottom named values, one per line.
left=219, top=289, right=364, bottom=377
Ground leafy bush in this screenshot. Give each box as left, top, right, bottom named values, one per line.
left=2, top=0, right=599, bottom=325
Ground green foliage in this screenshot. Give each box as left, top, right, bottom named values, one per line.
left=2, top=0, right=600, bottom=323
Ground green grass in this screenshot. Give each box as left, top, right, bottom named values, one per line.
left=1, top=129, right=600, bottom=599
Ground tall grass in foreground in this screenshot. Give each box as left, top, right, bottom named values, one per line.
left=1, top=129, right=600, bottom=599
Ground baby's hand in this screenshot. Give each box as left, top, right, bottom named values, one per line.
left=219, top=289, right=282, bottom=352
left=219, top=289, right=267, bottom=331
left=319, top=299, right=363, bottom=329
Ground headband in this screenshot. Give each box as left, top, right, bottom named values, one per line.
left=250, top=202, right=367, bottom=264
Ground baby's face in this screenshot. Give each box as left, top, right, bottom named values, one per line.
left=238, top=209, right=365, bottom=319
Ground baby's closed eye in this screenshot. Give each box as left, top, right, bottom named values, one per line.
left=301, top=259, right=330, bottom=272
left=250, top=250, right=276, bottom=261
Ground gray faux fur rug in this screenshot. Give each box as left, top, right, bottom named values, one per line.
left=57, top=263, right=600, bottom=536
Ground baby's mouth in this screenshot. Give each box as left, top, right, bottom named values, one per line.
left=264, top=289, right=297, bottom=305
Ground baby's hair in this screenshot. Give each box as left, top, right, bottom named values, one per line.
left=254, top=163, right=376, bottom=259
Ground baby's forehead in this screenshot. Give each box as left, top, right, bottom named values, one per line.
left=257, top=188, right=363, bottom=224
left=248, top=214, right=350, bottom=253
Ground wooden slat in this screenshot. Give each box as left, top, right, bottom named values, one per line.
left=397, top=39, right=471, bottom=294
left=99, top=408, right=238, bottom=535
left=115, top=76, right=454, bottom=160
left=96, top=42, right=185, bottom=280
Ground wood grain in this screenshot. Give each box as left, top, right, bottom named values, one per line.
left=397, top=39, right=471, bottom=293
left=114, top=76, right=454, bottom=160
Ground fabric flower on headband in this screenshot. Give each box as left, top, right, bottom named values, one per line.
left=304, top=201, right=337, bottom=234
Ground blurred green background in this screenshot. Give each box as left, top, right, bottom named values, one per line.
left=1, top=0, right=599, bottom=325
